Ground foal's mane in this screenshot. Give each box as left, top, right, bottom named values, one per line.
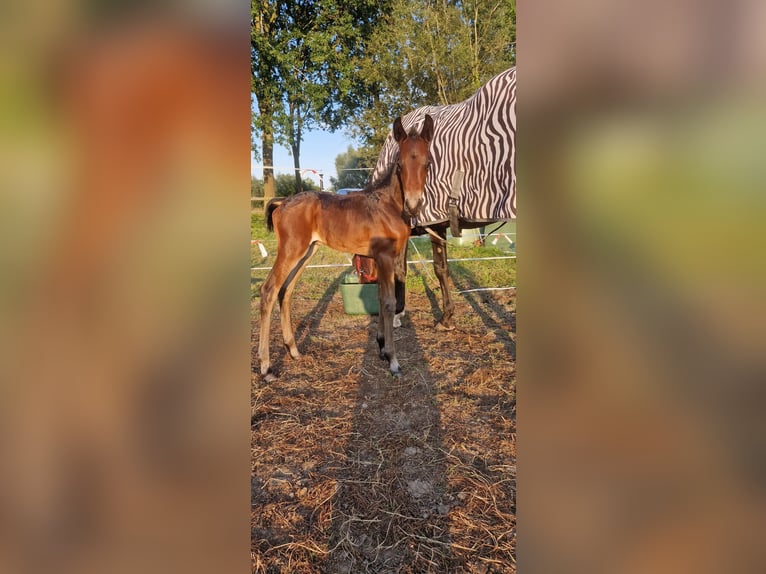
left=364, top=158, right=397, bottom=195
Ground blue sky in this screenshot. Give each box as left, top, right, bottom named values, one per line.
left=251, top=129, right=356, bottom=189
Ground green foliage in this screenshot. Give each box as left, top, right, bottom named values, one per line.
left=251, top=1, right=387, bottom=157
left=330, top=146, right=374, bottom=190
left=277, top=174, right=318, bottom=197
left=252, top=0, right=516, bottom=185
left=252, top=175, right=318, bottom=198
left=350, top=0, right=516, bottom=157
left=251, top=176, right=263, bottom=198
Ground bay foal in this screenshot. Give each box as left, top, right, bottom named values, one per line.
left=258, top=115, right=434, bottom=380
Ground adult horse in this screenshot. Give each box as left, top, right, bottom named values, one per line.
left=258, top=115, right=434, bottom=380
left=372, top=67, right=516, bottom=330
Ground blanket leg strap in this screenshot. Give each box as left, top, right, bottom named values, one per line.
left=448, top=170, right=464, bottom=238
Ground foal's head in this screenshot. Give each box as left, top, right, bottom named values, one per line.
left=393, top=114, right=434, bottom=217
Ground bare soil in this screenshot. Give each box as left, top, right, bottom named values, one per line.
left=252, top=280, right=515, bottom=573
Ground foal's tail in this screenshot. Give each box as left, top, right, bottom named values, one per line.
left=265, top=198, right=285, bottom=232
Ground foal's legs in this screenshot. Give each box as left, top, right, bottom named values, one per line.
left=278, top=242, right=318, bottom=359
left=393, top=242, right=408, bottom=328
left=258, top=235, right=313, bottom=379
left=430, top=226, right=455, bottom=330
left=374, top=252, right=400, bottom=375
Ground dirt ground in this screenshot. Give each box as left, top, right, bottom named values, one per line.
left=252, top=279, right=515, bottom=573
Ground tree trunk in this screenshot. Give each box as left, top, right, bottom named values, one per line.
left=289, top=103, right=303, bottom=194
left=260, top=106, right=275, bottom=202
left=262, top=137, right=275, bottom=202
left=291, top=140, right=302, bottom=194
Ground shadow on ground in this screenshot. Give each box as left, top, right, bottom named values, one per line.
left=324, top=317, right=454, bottom=573
left=252, top=273, right=345, bottom=379
left=450, top=261, right=516, bottom=361
left=252, top=270, right=516, bottom=573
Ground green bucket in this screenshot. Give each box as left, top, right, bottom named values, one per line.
left=339, top=271, right=379, bottom=315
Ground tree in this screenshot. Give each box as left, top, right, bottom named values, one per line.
left=330, top=146, right=373, bottom=190
left=251, top=176, right=263, bottom=198
left=276, top=173, right=319, bottom=197
left=253, top=0, right=515, bottom=193
left=251, top=1, right=283, bottom=202
left=251, top=174, right=318, bottom=200
left=348, top=0, right=516, bottom=160
left=251, top=1, right=387, bottom=196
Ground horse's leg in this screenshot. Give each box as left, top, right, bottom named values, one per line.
left=278, top=242, right=318, bottom=359
left=393, top=241, right=408, bottom=328
left=431, top=227, right=455, bottom=330
left=258, top=236, right=312, bottom=380
left=374, top=253, right=400, bottom=375
left=258, top=266, right=280, bottom=381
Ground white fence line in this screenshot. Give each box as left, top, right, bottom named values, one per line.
left=251, top=231, right=515, bottom=249
left=457, top=286, right=516, bottom=294
left=250, top=255, right=515, bottom=272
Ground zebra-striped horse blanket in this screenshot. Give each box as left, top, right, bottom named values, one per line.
left=372, top=67, right=516, bottom=227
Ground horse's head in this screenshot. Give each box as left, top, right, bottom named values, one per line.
left=393, top=114, right=434, bottom=217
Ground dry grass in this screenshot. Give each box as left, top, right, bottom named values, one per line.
left=252, top=243, right=515, bottom=573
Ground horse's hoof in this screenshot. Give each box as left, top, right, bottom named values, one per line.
left=263, top=370, right=277, bottom=383
left=390, top=367, right=402, bottom=378
left=285, top=342, right=301, bottom=359
left=436, top=321, right=455, bottom=331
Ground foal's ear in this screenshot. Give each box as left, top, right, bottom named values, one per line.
left=393, top=117, right=407, bottom=143
left=421, top=114, right=435, bottom=144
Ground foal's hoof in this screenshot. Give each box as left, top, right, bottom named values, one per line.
left=262, top=370, right=277, bottom=383
left=285, top=343, right=301, bottom=360
left=435, top=321, right=455, bottom=332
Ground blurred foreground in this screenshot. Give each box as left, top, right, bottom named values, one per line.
left=521, top=1, right=766, bottom=573
left=2, top=1, right=766, bottom=573
left=0, top=2, right=250, bottom=573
